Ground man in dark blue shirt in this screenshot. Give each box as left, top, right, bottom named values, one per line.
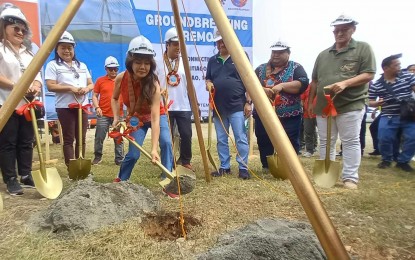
left=205, top=29, right=251, bottom=180
left=369, top=54, right=415, bottom=172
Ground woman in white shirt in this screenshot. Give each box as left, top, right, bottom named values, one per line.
left=0, top=5, right=42, bottom=195
left=45, top=31, right=94, bottom=170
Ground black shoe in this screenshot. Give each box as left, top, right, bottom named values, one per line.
left=238, top=169, right=251, bottom=180
left=7, top=177, right=24, bottom=196
left=115, top=160, right=123, bottom=166
left=369, top=150, right=381, bottom=156
left=20, top=175, right=35, bottom=188
left=92, top=157, right=102, bottom=165
left=377, top=161, right=391, bottom=169
left=396, top=162, right=415, bottom=172
left=211, top=168, right=231, bottom=177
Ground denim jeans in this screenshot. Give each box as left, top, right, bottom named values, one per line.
left=0, top=112, right=33, bottom=183
left=94, top=115, right=124, bottom=163
left=213, top=111, right=249, bottom=170
left=169, top=111, right=192, bottom=165
left=117, top=115, right=173, bottom=181
left=378, top=115, right=415, bottom=163
left=316, top=108, right=365, bottom=183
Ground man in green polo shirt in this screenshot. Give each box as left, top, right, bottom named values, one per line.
left=308, top=14, right=376, bottom=189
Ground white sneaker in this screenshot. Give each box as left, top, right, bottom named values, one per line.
left=412, top=157, right=415, bottom=161
left=303, top=152, right=313, bottom=158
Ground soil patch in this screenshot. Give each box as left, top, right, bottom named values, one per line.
left=164, top=175, right=196, bottom=195
left=28, top=179, right=160, bottom=236
left=198, top=218, right=327, bottom=260
left=141, top=212, right=201, bottom=240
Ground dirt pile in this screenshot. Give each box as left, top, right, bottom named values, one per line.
left=198, top=218, right=327, bottom=260
left=29, top=179, right=160, bottom=235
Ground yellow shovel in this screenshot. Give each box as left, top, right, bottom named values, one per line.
left=28, top=101, right=63, bottom=199
left=0, top=193, right=3, bottom=211
left=206, top=102, right=218, bottom=172
left=267, top=153, right=288, bottom=180
left=312, top=113, right=341, bottom=188
left=68, top=96, right=91, bottom=180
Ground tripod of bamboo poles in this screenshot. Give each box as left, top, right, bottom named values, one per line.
left=203, top=0, right=349, bottom=259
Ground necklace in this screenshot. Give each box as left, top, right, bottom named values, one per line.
left=164, top=52, right=180, bottom=87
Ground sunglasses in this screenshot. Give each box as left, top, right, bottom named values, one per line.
left=107, top=67, right=119, bottom=72
left=11, top=25, right=28, bottom=36
left=69, top=66, right=80, bottom=79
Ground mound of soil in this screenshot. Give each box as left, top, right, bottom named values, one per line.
left=198, top=218, right=327, bottom=260
left=141, top=212, right=201, bottom=240
left=29, top=179, right=160, bottom=235
left=164, top=175, right=196, bottom=195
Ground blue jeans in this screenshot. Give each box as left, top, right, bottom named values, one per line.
left=213, top=111, right=249, bottom=170
left=94, top=115, right=124, bottom=163
left=118, top=115, right=173, bottom=180
left=378, top=115, right=415, bottom=163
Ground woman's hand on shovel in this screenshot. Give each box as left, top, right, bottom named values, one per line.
left=151, top=150, right=160, bottom=165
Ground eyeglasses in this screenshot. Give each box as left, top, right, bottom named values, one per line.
left=11, top=26, right=28, bottom=36
left=107, top=67, right=119, bottom=72
left=69, top=67, right=80, bottom=79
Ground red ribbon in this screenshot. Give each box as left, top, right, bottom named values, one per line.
left=68, top=103, right=93, bottom=114
left=322, top=94, right=337, bottom=117
left=109, top=129, right=135, bottom=144
left=16, top=100, right=44, bottom=121
left=165, top=100, right=173, bottom=110
left=272, top=94, right=282, bottom=106
left=209, top=88, right=215, bottom=109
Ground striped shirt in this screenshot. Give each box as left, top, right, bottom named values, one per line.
left=369, top=72, right=415, bottom=116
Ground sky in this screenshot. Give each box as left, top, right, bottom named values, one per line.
left=252, top=0, right=415, bottom=80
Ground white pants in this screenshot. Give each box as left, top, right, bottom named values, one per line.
left=316, top=109, right=365, bottom=183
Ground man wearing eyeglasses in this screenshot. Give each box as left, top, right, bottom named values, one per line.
left=91, top=56, right=124, bottom=165
left=308, top=14, right=376, bottom=189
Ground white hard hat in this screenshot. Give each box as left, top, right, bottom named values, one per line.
left=127, top=35, right=155, bottom=56
left=0, top=7, right=28, bottom=27
left=213, top=28, right=222, bottom=42
left=330, top=14, right=358, bottom=26
left=104, top=56, right=119, bottom=67
left=165, top=27, right=179, bottom=42
left=58, top=31, right=76, bottom=46
left=270, top=40, right=290, bottom=51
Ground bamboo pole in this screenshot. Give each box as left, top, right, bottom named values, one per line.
left=0, top=0, right=85, bottom=132
left=170, top=0, right=211, bottom=183
left=204, top=1, right=349, bottom=259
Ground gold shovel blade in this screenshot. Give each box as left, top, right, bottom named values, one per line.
left=266, top=154, right=288, bottom=180
left=312, top=160, right=341, bottom=188
left=68, top=158, right=91, bottom=180
left=32, top=168, right=63, bottom=199
left=0, top=193, right=3, bottom=211
left=160, top=165, right=196, bottom=195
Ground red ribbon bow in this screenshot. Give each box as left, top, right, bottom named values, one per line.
left=68, top=103, right=93, bottom=114
left=272, top=94, right=282, bottom=106
left=109, top=129, right=135, bottom=144
left=322, top=94, right=337, bottom=117
left=165, top=100, right=173, bottom=110
left=209, top=88, right=216, bottom=109
left=16, top=100, right=44, bottom=121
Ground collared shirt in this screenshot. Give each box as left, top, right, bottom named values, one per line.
left=94, top=75, right=123, bottom=117
left=369, top=72, right=415, bottom=116
left=45, top=60, right=92, bottom=108
left=312, top=38, right=376, bottom=115
left=0, top=42, right=42, bottom=108
left=157, top=56, right=190, bottom=111
left=206, top=53, right=247, bottom=116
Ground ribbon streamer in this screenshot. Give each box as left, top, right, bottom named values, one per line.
left=16, top=100, right=44, bottom=121
left=322, top=94, right=337, bottom=117
left=68, top=103, right=93, bottom=114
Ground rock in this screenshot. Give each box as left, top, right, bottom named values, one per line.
left=198, top=218, right=326, bottom=260
left=404, top=225, right=413, bottom=230
left=29, top=179, right=160, bottom=236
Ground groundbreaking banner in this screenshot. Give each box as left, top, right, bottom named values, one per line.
left=36, top=0, right=252, bottom=119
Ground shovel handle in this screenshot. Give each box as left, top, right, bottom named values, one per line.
left=28, top=105, right=46, bottom=175
left=325, top=114, right=332, bottom=170
left=123, top=136, right=176, bottom=179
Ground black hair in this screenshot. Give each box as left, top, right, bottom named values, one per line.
left=406, top=64, right=415, bottom=70
left=381, top=53, right=402, bottom=68
left=53, top=42, right=80, bottom=67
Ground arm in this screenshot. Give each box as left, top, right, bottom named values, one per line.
left=46, top=79, right=79, bottom=93
left=92, top=92, right=102, bottom=117
left=326, top=72, right=375, bottom=94
left=78, top=78, right=94, bottom=95
left=111, top=73, right=123, bottom=127
left=150, top=80, right=161, bottom=163
left=0, top=76, right=15, bottom=89
left=307, top=80, right=317, bottom=116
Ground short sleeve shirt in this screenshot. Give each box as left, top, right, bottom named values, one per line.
left=312, top=39, right=376, bottom=115
left=45, top=60, right=92, bottom=108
